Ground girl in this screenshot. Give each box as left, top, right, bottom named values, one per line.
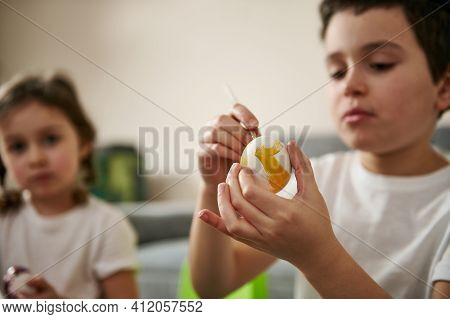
left=0, top=72, right=139, bottom=298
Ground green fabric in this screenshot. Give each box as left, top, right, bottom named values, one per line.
left=177, top=261, right=268, bottom=299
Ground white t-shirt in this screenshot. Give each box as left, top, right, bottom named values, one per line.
left=0, top=195, right=138, bottom=298
left=280, top=151, right=449, bottom=299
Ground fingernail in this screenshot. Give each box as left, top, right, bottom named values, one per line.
left=198, top=211, right=209, bottom=222
left=218, top=183, right=225, bottom=194
left=248, top=119, right=259, bottom=128
left=241, top=167, right=251, bottom=176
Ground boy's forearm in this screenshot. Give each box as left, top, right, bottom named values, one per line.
left=188, top=183, right=235, bottom=298
left=299, top=240, right=391, bottom=299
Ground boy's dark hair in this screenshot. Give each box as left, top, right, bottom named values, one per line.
left=0, top=72, right=96, bottom=213
left=319, top=0, right=450, bottom=118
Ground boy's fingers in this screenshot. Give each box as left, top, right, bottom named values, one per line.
left=199, top=143, right=241, bottom=162
left=217, top=182, right=240, bottom=227
left=230, top=104, right=259, bottom=130
left=198, top=209, right=230, bottom=235
left=198, top=209, right=262, bottom=250
left=218, top=182, right=261, bottom=239
left=287, top=141, right=317, bottom=195
left=227, top=164, right=272, bottom=226
left=238, top=168, right=289, bottom=217
left=212, top=114, right=254, bottom=147
left=201, top=127, right=245, bottom=154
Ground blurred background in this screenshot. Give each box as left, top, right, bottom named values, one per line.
left=1, top=0, right=449, bottom=200
left=1, top=0, right=449, bottom=298
left=0, top=0, right=343, bottom=200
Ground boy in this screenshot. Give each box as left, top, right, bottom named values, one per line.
left=189, top=0, right=449, bottom=298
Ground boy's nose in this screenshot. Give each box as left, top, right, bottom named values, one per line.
left=343, top=68, right=368, bottom=97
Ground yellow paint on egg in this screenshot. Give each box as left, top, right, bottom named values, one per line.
left=240, top=137, right=291, bottom=193
left=254, top=141, right=291, bottom=193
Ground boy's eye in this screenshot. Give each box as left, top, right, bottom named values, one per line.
left=330, top=69, right=346, bottom=80
left=8, top=141, right=27, bottom=154
left=369, top=63, right=395, bottom=72
left=43, top=134, right=60, bottom=146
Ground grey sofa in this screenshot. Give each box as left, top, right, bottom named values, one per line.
left=121, top=128, right=450, bottom=299
left=121, top=200, right=298, bottom=299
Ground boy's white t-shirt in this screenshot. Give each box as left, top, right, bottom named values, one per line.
left=0, top=195, right=138, bottom=298
left=280, top=151, right=449, bottom=299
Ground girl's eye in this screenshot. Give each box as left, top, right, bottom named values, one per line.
left=330, top=69, right=346, bottom=80
left=8, top=141, right=26, bottom=154
left=369, top=63, right=395, bottom=72
left=43, top=134, right=60, bottom=146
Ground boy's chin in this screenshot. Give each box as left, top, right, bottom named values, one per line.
left=339, top=133, right=390, bottom=154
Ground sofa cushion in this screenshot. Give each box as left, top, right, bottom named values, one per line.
left=136, top=238, right=297, bottom=299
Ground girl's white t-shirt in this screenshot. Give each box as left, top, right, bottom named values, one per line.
left=0, top=195, right=138, bottom=298
left=280, top=151, right=449, bottom=298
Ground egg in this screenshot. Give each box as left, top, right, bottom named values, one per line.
left=240, top=136, right=291, bottom=193
left=3, top=266, right=36, bottom=298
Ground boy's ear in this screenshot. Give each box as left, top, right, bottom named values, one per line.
left=435, top=68, right=450, bottom=112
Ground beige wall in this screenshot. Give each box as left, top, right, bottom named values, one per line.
left=1, top=0, right=449, bottom=200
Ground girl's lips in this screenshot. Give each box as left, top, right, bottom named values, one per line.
left=29, top=172, right=54, bottom=183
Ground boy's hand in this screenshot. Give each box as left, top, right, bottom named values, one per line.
left=18, top=276, right=62, bottom=299
left=198, top=141, right=339, bottom=272
left=197, top=141, right=392, bottom=298
left=198, top=103, right=259, bottom=187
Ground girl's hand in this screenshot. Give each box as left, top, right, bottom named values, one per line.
left=198, top=141, right=340, bottom=273
left=18, top=276, right=62, bottom=299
